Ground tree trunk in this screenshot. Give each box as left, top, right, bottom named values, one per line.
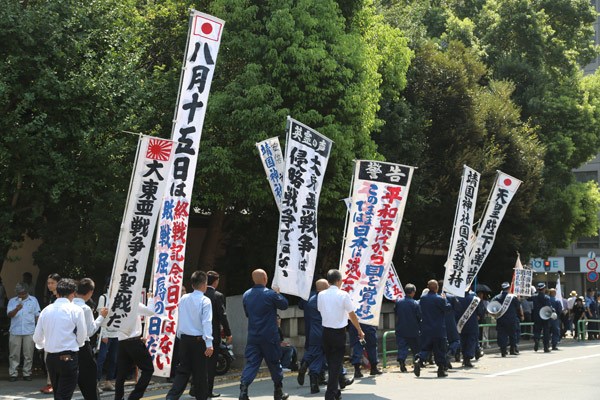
left=197, top=210, right=226, bottom=270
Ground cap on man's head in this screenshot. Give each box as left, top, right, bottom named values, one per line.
left=536, top=282, right=546, bottom=290
left=570, top=290, right=577, bottom=297
left=501, top=282, right=510, bottom=290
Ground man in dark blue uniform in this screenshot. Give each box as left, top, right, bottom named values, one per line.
left=439, top=281, right=460, bottom=368
left=239, top=269, right=289, bottom=400
left=548, top=288, right=563, bottom=350
left=492, top=282, right=522, bottom=357
left=297, top=279, right=329, bottom=394
left=348, top=323, right=381, bottom=378
left=414, top=280, right=451, bottom=378
left=531, top=282, right=552, bottom=352
left=456, top=289, right=479, bottom=367
left=394, top=283, right=421, bottom=373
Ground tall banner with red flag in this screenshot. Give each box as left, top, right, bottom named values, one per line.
left=463, top=171, right=522, bottom=290
left=106, top=136, right=175, bottom=335
left=145, top=10, right=224, bottom=377
left=339, top=160, right=414, bottom=325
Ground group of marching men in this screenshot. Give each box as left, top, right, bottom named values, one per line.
left=8, top=268, right=579, bottom=400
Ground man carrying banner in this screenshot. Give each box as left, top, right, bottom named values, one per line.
left=394, top=283, right=421, bottom=373
left=492, top=282, right=522, bottom=357
left=456, top=288, right=480, bottom=368
left=414, top=280, right=451, bottom=378
left=297, top=279, right=329, bottom=394
left=319, top=269, right=364, bottom=400
left=239, top=269, right=289, bottom=400
left=439, top=281, right=461, bottom=369
left=114, top=295, right=156, bottom=400
left=349, top=323, right=382, bottom=378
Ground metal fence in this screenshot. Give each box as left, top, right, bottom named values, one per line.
left=576, top=319, right=600, bottom=340
left=381, top=322, right=535, bottom=368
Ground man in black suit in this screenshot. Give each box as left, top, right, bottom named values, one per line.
left=203, top=271, right=232, bottom=398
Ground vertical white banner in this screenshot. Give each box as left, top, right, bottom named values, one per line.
left=146, top=10, right=224, bottom=377
left=464, top=171, right=522, bottom=290
left=256, top=137, right=285, bottom=210
left=384, top=262, right=405, bottom=301
left=272, top=117, right=332, bottom=300
left=106, top=136, right=175, bottom=335
left=339, top=160, right=414, bottom=325
left=443, top=166, right=480, bottom=296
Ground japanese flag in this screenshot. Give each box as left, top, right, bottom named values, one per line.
left=497, top=171, right=521, bottom=193
left=193, top=13, right=223, bottom=42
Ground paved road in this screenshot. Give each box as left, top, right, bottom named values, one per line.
left=140, top=341, right=600, bottom=400
left=2, top=340, right=598, bottom=399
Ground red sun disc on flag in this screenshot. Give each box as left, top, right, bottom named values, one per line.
left=201, top=23, right=213, bottom=35
left=146, top=139, right=173, bottom=161
left=504, top=178, right=512, bottom=186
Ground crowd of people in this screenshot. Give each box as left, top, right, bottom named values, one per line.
left=1, top=268, right=599, bottom=400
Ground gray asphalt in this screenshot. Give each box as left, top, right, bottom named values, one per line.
left=1, top=340, right=598, bottom=400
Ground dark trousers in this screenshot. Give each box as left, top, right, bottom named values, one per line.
left=167, top=335, right=208, bottom=400
left=97, top=337, right=118, bottom=381
left=240, top=341, right=283, bottom=386
left=78, top=342, right=99, bottom=400
left=396, top=336, right=420, bottom=363
left=418, top=335, right=447, bottom=367
left=533, top=320, right=550, bottom=349
left=206, top=337, right=221, bottom=394
left=47, top=351, right=79, bottom=400
left=115, top=338, right=154, bottom=400
left=497, top=322, right=517, bottom=350
left=348, top=324, right=378, bottom=366
left=323, top=327, right=345, bottom=400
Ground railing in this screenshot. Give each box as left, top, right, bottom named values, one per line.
left=381, top=322, right=534, bottom=368
left=577, top=319, right=600, bottom=340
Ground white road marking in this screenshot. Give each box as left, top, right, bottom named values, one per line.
left=485, top=348, right=600, bottom=378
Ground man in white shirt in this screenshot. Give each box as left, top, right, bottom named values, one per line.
left=114, top=295, right=155, bottom=400
left=166, top=270, right=213, bottom=400
left=318, top=270, right=364, bottom=400
left=7, top=282, right=40, bottom=381
left=33, top=278, right=86, bottom=400
left=74, top=278, right=108, bottom=400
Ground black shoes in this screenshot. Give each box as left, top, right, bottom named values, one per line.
left=209, top=393, right=220, bottom=398
left=353, top=364, right=363, bottom=378
left=534, top=341, right=539, bottom=352
left=399, top=361, right=407, bottom=373
left=413, top=358, right=421, bottom=377
left=437, top=366, right=448, bottom=378
left=369, top=366, right=383, bottom=375
left=462, top=358, right=473, bottom=368
left=239, top=383, right=249, bottom=400
left=274, top=382, right=289, bottom=400
left=297, top=361, right=308, bottom=386
left=309, top=374, right=320, bottom=394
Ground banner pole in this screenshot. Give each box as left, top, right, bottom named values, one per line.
left=106, top=134, right=143, bottom=302
left=337, top=160, right=358, bottom=270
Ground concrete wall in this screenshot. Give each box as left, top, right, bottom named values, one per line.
left=0, top=236, right=42, bottom=299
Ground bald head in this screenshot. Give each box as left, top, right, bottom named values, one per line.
left=315, top=279, right=329, bottom=292
left=427, top=280, right=439, bottom=293
left=252, top=269, right=268, bottom=285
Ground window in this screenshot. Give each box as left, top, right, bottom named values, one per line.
left=574, top=170, right=598, bottom=183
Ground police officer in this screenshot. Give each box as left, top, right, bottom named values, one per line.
left=394, top=283, right=421, bottom=373
left=297, top=279, right=329, bottom=394
left=414, top=280, right=451, bottom=378
left=456, top=289, right=479, bottom=367
left=239, top=269, right=289, bottom=400
left=492, top=282, right=522, bottom=357
left=531, top=282, right=552, bottom=352
left=348, top=322, right=381, bottom=377
left=548, top=288, right=562, bottom=350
